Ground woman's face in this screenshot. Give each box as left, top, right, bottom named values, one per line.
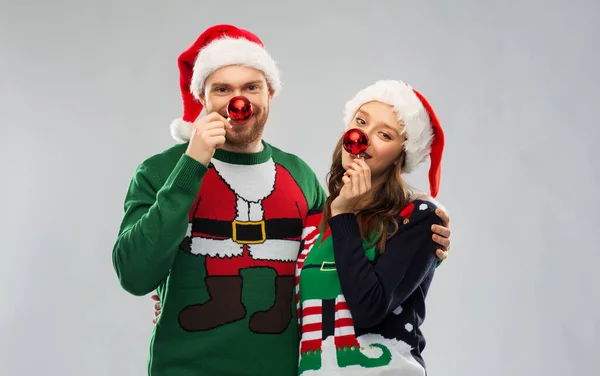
left=342, top=101, right=407, bottom=181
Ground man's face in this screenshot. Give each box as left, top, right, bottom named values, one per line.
left=201, top=65, right=273, bottom=148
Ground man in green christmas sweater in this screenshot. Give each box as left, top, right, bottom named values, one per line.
left=112, top=24, right=452, bottom=376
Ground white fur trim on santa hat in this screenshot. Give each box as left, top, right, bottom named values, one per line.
left=343, top=80, right=433, bottom=173
left=170, top=118, right=194, bottom=143
left=190, top=37, right=281, bottom=99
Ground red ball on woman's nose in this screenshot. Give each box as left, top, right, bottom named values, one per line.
left=342, top=128, right=369, bottom=155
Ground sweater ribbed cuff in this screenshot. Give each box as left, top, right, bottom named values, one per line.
left=327, top=213, right=361, bottom=238
left=171, top=154, right=208, bottom=194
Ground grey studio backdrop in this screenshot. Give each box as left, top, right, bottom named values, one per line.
left=1, top=0, right=599, bottom=375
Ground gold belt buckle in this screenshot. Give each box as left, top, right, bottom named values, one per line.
left=320, top=261, right=336, bottom=271
left=231, top=220, right=266, bottom=244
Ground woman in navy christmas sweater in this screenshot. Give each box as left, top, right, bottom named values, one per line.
left=294, top=79, right=447, bottom=375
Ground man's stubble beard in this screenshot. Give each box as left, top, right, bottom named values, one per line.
left=225, top=108, right=268, bottom=148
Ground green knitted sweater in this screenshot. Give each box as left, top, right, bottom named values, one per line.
left=112, top=141, right=327, bottom=376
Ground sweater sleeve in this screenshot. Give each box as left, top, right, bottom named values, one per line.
left=312, top=174, right=328, bottom=211
left=328, top=210, right=442, bottom=328
left=112, top=154, right=208, bottom=296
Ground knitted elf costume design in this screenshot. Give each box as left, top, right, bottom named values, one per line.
left=294, top=80, right=446, bottom=375
left=296, top=212, right=393, bottom=373
left=112, top=25, right=326, bottom=376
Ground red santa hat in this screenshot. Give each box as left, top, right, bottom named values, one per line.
left=170, top=24, right=282, bottom=143
left=343, top=80, right=445, bottom=197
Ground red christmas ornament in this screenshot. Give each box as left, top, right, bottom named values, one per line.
left=227, top=96, right=253, bottom=122
left=342, top=128, right=369, bottom=156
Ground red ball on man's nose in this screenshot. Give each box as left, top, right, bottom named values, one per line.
left=342, top=128, right=369, bottom=155
left=227, top=96, right=253, bottom=121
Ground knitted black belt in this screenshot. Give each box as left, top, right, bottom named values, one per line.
left=192, top=218, right=303, bottom=244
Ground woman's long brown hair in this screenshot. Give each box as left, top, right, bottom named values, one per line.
left=319, top=137, right=412, bottom=253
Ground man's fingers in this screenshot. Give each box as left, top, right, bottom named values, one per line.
left=210, top=112, right=233, bottom=128
left=432, top=234, right=450, bottom=249
left=205, top=127, right=227, bottom=137
left=151, top=294, right=159, bottom=301
left=201, top=120, right=228, bottom=131
left=205, top=111, right=227, bottom=122
left=435, top=208, right=450, bottom=226
left=431, top=224, right=451, bottom=239
left=198, top=113, right=232, bottom=129
left=197, top=112, right=221, bottom=127
left=436, top=249, right=448, bottom=260
left=203, top=128, right=227, bottom=149
left=215, top=136, right=226, bottom=149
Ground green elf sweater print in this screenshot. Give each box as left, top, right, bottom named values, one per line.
left=112, top=141, right=327, bottom=376
left=295, top=199, right=443, bottom=375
